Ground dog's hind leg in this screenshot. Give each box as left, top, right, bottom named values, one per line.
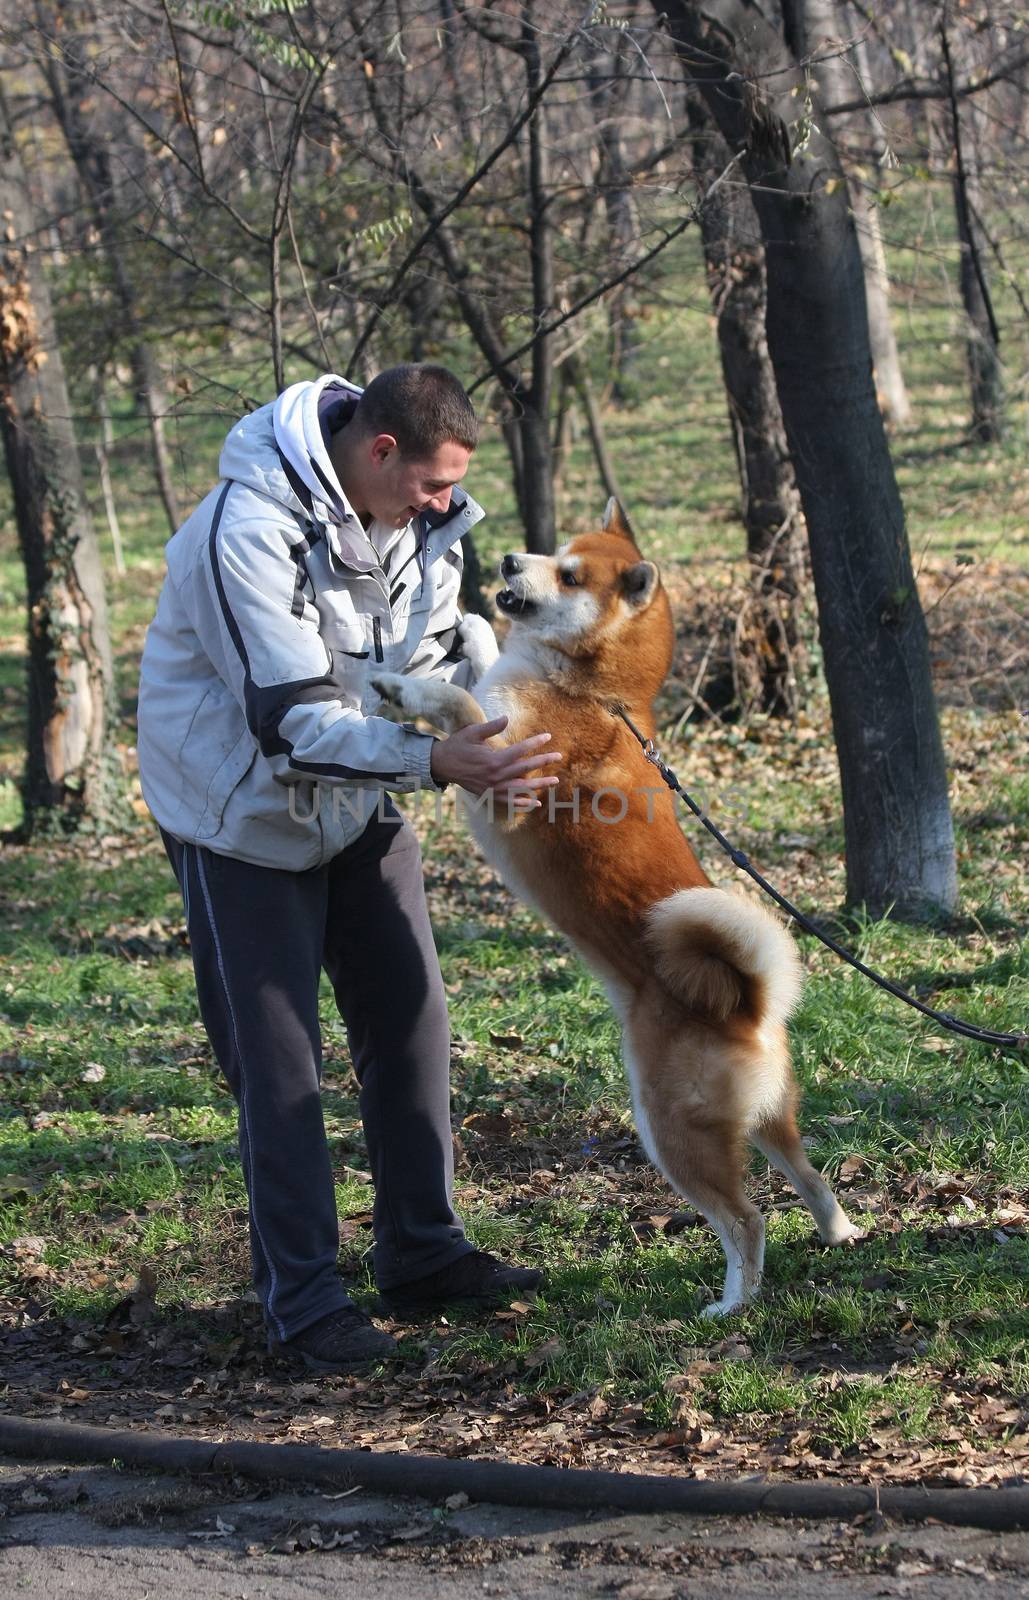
left=624, top=1012, right=766, bottom=1317
left=751, top=1103, right=862, bottom=1246
left=633, top=1089, right=766, bottom=1316
left=655, top=1121, right=766, bottom=1318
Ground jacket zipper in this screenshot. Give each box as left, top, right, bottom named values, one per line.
left=373, top=617, right=383, bottom=662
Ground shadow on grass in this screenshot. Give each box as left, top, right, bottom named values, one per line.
left=904, top=946, right=1027, bottom=997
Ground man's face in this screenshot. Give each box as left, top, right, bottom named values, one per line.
left=366, top=436, right=472, bottom=528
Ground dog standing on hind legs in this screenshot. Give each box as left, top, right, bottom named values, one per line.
left=373, top=500, right=862, bottom=1316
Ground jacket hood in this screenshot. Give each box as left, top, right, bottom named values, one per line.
left=273, top=373, right=363, bottom=523
left=217, top=374, right=360, bottom=526
left=218, top=399, right=305, bottom=515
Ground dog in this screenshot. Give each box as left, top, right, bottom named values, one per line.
left=372, top=500, right=861, bottom=1316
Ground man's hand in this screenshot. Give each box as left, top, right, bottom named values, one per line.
left=430, top=718, right=561, bottom=812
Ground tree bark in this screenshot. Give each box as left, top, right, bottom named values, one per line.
left=517, top=401, right=558, bottom=556
left=91, top=366, right=126, bottom=576
left=660, top=0, right=957, bottom=918
left=954, top=182, right=1005, bottom=442
left=786, top=1, right=912, bottom=429
left=0, top=87, right=115, bottom=834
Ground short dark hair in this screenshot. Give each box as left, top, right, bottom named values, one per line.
left=354, top=364, right=479, bottom=456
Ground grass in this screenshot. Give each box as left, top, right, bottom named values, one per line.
left=0, top=179, right=1026, bottom=1478
left=1, top=701, right=1025, bottom=1472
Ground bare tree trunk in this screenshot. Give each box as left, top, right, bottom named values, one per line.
left=661, top=0, right=957, bottom=918
left=129, top=341, right=181, bottom=530
left=0, top=87, right=115, bottom=834
left=518, top=402, right=558, bottom=555
left=521, top=0, right=558, bottom=552
left=690, top=103, right=807, bottom=717
left=40, top=3, right=182, bottom=531
left=849, top=33, right=912, bottom=427
left=500, top=409, right=528, bottom=526
left=459, top=532, right=494, bottom=621
left=91, top=367, right=126, bottom=576
left=690, top=108, right=800, bottom=563
left=850, top=174, right=913, bottom=427
left=550, top=362, right=575, bottom=502
left=589, top=53, right=643, bottom=402
left=954, top=189, right=1005, bottom=443
left=939, top=17, right=1005, bottom=443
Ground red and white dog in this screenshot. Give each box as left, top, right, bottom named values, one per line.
left=373, top=502, right=860, bottom=1315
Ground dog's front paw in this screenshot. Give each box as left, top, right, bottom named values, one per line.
left=370, top=672, right=410, bottom=713
left=457, top=613, right=499, bottom=679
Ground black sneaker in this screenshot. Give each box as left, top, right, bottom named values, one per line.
left=379, top=1250, right=542, bottom=1316
left=273, top=1306, right=399, bottom=1372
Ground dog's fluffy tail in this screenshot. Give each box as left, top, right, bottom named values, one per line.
left=644, top=887, right=802, bottom=1025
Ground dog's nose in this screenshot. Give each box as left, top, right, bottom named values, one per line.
left=501, top=553, right=522, bottom=578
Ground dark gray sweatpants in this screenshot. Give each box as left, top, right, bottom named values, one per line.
left=162, top=803, right=472, bottom=1344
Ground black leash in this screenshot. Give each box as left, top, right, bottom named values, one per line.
left=613, top=707, right=1026, bottom=1051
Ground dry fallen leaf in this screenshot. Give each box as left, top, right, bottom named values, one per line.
left=462, top=1112, right=513, bottom=1139
left=522, top=1336, right=564, bottom=1370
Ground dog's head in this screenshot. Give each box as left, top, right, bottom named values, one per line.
left=495, top=499, right=672, bottom=691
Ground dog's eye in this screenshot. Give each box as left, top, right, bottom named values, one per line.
left=559, top=570, right=580, bottom=587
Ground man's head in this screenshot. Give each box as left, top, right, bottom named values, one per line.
left=336, top=364, right=478, bottom=528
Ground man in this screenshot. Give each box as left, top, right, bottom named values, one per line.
left=137, top=365, right=560, bottom=1372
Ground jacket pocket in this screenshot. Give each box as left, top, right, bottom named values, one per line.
left=329, top=617, right=370, bottom=660
left=197, top=728, right=258, bottom=839
left=327, top=618, right=375, bottom=713
left=177, top=685, right=215, bottom=766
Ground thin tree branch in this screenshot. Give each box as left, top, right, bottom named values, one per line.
left=346, top=4, right=590, bottom=370
left=158, top=0, right=207, bottom=183
left=43, top=35, right=268, bottom=244
left=939, top=9, right=1000, bottom=350
left=127, top=222, right=268, bottom=318
left=267, top=55, right=331, bottom=389
left=466, top=150, right=743, bottom=395
left=287, top=202, right=335, bottom=369
left=468, top=214, right=691, bottom=395
left=824, top=44, right=1029, bottom=116
left=968, top=196, right=1029, bottom=327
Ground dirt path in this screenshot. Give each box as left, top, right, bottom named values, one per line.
left=2, top=1455, right=1027, bottom=1599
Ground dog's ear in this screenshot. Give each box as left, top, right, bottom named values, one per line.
left=602, top=497, right=636, bottom=543
left=621, top=560, right=659, bottom=609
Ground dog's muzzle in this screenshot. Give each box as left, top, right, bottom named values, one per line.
left=496, top=586, right=535, bottom=615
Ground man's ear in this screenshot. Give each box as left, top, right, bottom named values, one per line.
left=602, top=497, right=637, bottom=544
left=621, top=560, right=659, bottom=609
left=370, top=432, right=399, bottom=465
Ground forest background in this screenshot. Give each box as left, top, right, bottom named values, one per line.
left=0, top=0, right=1026, bottom=1485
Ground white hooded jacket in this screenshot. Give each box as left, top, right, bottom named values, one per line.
left=137, top=374, right=492, bottom=869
